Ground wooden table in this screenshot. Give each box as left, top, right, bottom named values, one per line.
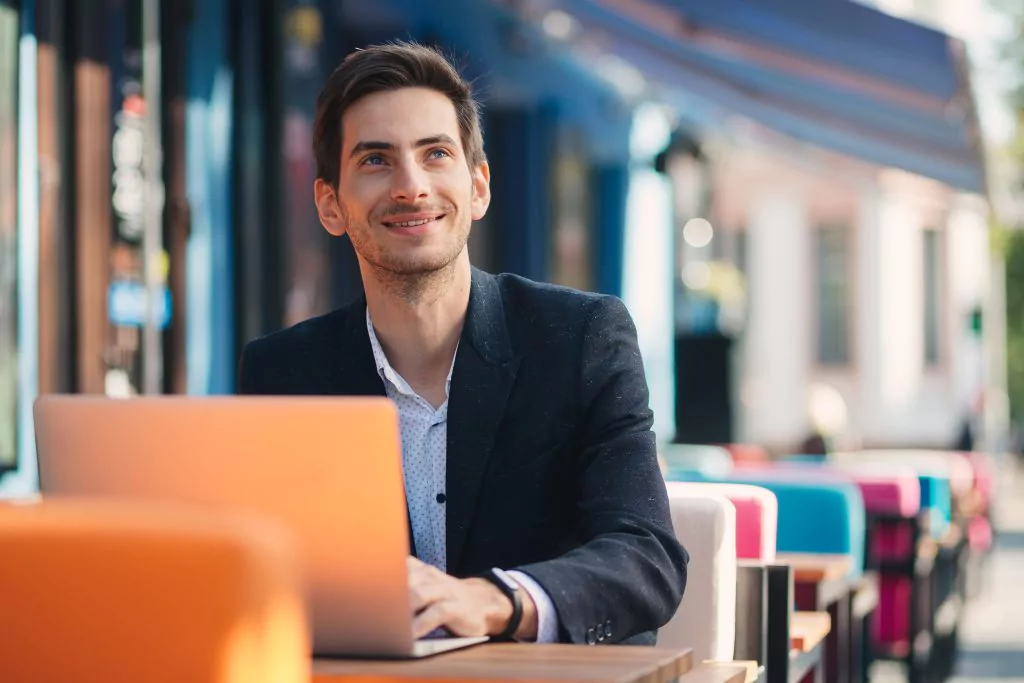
left=685, top=662, right=751, bottom=683
left=314, top=643, right=694, bottom=683
left=790, top=612, right=832, bottom=653
left=783, top=554, right=852, bottom=580
left=702, top=660, right=761, bottom=683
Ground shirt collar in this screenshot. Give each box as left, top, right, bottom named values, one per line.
left=365, top=307, right=457, bottom=398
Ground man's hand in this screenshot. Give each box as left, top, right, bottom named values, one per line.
left=407, top=557, right=538, bottom=640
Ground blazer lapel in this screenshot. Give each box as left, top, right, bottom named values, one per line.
left=327, top=297, right=387, bottom=398
left=446, top=269, right=521, bottom=573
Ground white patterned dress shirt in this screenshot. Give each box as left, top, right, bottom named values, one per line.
left=366, top=309, right=559, bottom=642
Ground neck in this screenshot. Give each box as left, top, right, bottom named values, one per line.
left=362, top=251, right=472, bottom=388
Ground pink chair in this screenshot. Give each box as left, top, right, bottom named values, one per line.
left=842, top=450, right=973, bottom=499
left=828, top=462, right=921, bottom=559
left=738, top=458, right=922, bottom=649
left=665, top=482, right=777, bottom=561
left=961, top=451, right=995, bottom=502
left=958, top=451, right=996, bottom=553
left=828, top=462, right=922, bottom=649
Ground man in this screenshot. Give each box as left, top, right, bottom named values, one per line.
left=239, top=41, right=687, bottom=646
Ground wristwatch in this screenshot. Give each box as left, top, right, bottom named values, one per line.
left=479, top=567, right=523, bottom=640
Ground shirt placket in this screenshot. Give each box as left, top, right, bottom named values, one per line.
left=429, top=410, right=447, bottom=572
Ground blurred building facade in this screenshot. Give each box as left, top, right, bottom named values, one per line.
left=708, top=128, right=994, bottom=454
left=860, top=0, right=1014, bottom=454
left=498, top=1, right=1003, bottom=454
left=0, top=0, right=1009, bottom=493
left=704, top=0, right=1007, bottom=453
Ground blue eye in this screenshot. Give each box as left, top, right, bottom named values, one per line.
left=361, top=155, right=385, bottom=166
left=429, top=149, right=451, bottom=160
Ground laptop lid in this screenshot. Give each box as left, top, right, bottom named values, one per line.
left=33, top=395, right=416, bottom=657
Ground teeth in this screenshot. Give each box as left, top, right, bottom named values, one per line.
left=389, top=217, right=437, bottom=228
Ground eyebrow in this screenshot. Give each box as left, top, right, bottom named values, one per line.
left=349, top=134, right=458, bottom=158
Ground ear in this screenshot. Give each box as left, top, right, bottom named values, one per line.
left=470, top=161, right=491, bottom=222
left=314, top=178, right=347, bottom=237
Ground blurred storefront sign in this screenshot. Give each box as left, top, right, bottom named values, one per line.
left=103, top=0, right=167, bottom=396
left=108, top=281, right=172, bottom=329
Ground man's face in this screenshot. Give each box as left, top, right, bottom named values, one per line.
left=315, top=87, right=490, bottom=277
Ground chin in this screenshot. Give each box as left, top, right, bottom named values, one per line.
left=378, top=242, right=466, bottom=273
left=375, top=253, right=461, bottom=277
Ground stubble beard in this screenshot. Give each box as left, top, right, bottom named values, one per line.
left=342, top=202, right=470, bottom=305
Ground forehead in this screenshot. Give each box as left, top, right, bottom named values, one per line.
left=341, top=87, right=462, bottom=151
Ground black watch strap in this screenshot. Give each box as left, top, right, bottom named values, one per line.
left=481, top=568, right=523, bottom=640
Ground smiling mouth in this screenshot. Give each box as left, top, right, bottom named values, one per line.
left=383, top=215, right=445, bottom=229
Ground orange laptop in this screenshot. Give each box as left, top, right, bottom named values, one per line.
left=33, top=395, right=487, bottom=659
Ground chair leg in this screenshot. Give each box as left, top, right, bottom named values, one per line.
left=766, top=565, right=793, bottom=683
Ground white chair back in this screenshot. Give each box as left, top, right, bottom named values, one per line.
left=660, top=483, right=737, bottom=660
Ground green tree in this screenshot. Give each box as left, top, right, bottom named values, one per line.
left=1006, top=231, right=1024, bottom=423
left=995, top=0, right=1024, bottom=427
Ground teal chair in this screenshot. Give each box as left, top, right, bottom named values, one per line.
left=660, top=444, right=733, bottom=478
left=667, top=465, right=866, bottom=578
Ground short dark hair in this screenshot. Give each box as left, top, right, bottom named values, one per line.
left=313, top=41, right=487, bottom=189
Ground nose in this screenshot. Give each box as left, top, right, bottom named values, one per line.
left=389, top=159, right=430, bottom=202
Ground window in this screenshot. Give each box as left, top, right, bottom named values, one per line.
left=923, top=228, right=941, bottom=366
left=816, top=227, right=851, bottom=365
left=0, top=1, right=19, bottom=471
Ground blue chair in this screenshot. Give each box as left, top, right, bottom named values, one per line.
left=915, top=473, right=951, bottom=538
left=668, top=466, right=866, bottom=578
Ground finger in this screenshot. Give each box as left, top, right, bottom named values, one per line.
left=409, top=575, right=447, bottom=614
left=412, top=601, right=455, bottom=640
left=407, top=556, right=448, bottom=575
left=407, top=559, right=443, bottom=588
left=408, top=563, right=450, bottom=614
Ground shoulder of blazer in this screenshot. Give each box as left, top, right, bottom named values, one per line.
left=243, top=300, right=360, bottom=364
left=488, top=271, right=621, bottom=344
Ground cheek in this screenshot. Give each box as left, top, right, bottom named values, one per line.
left=337, top=200, right=357, bottom=228
left=340, top=194, right=376, bottom=225
left=342, top=176, right=385, bottom=210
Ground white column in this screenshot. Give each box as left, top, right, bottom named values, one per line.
left=621, top=104, right=676, bottom=444
left=947, top=196, right=989, bottom=417
left=876, top=192, right=925, bottom=417
left=855, top=186, right=882, bottom=443
left=742, top=190, right=810, bottom=449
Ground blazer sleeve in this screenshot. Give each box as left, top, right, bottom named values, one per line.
left=512, top=295, right=688, bottom=644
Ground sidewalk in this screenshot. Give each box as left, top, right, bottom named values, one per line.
left=948, top=455, right=1024, bottom=682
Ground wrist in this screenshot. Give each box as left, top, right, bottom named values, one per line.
left=512, top=582, right=538, bottom=641
left=472, top=575, right=540, bottom=641
left=467, top=577, right=514, bottom=635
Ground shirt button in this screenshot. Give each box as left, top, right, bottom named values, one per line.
left=436, top=493, right=446, bottom=504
